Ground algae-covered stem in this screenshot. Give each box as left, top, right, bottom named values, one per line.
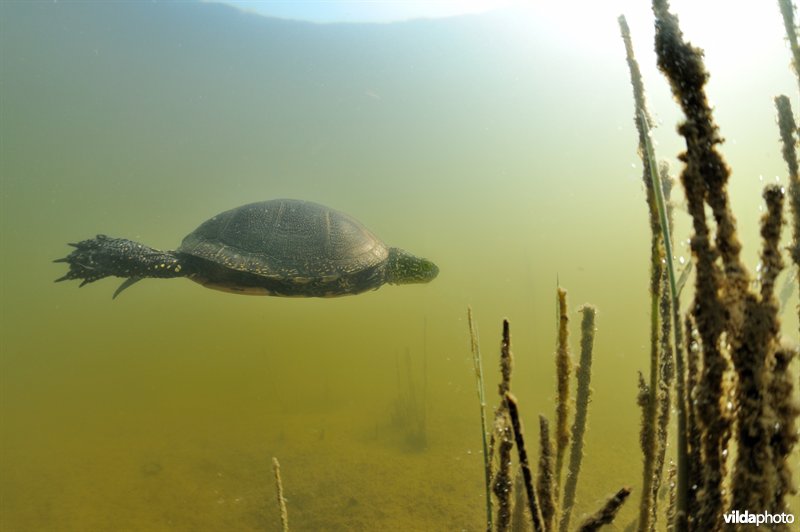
left=619, top=15, right=679, bottom=531
left=727, top=185, right=786, bottom=514
left=768, top=345, right=800, bottom=516
left=536, top=415, right=556, bottom=532
left=665, top=461, right=677, bottom=530
left=504, top=391, right=544, bottom=532
left=777, top=0, right=800, bottom=96
left=650, top=0, right=760, bottom=526
left=492, top=320, right=515, bottom=531
left=682, top=316, right=702, bottom=520
left=499, top=319, right=512, bottom=395
left=272, top=457, right=289, bottom=532
left=558, top=305, right=596, bottom=532
left=553, top=288, right=571, bottom=505
left=774, top=95, right=800, bottom=325
left=576, top=487, right=632, bottom=532
left=652, top=162, right=676, bottom=532
left=493, top=415, right=515, bottom=531
left=467, top=307, right=493, bottom=531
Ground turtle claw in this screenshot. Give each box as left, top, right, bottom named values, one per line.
left=112, top=277, right=142, bottom=299
left=54, top=236, right=113, bottom=287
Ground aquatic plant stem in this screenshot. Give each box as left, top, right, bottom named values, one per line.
left=272, top=457, right=289, bottom=532
left=558, top=306, right=596, bottom=532
left=554, top=288, right=571, bottom=505
left=618, top=17, right=674, bottom=529
left=725, top=185, right=785, bottom=514
left=493, top=320, right=515, bottom=531
left=768, top=346, right=800, bottom=518
left=493, top=413, right=515, bottom=531
left=649, top=1, right=795, bottom=528
left=638, top=118, right=679, bottom=373
left=650, top=164, right=676, bottom=531
left=576, top=487, right=631, bottom=532
left=777, top=0, right=800, bottom=95
left=774, top=95, right=800, bottom=325
left=770, top=96, right=800, bottom=518
left=499, top=319, right=512, bottom=396
left=422, top=318, right=428, bottom=446
left=468, top=307, right=493, bottom=532
left=638, top=109, right=687, bottom=528
left=536, top=415, right=556, bottom=532
left=665, top=460, right=677, bottom=531
left=505, top=392, right=544, bottom=532
left=645, top=3, right=800, bottom=530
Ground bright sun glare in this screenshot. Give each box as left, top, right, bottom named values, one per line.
left=526, top=0, right=784, bottom=68
left=216, top=0, right=786, bottom=72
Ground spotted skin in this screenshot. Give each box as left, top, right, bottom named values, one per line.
left=54, top=235, right=188, bottom=286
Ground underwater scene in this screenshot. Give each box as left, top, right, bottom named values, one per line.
left=1, top=0, right=798, bottom=530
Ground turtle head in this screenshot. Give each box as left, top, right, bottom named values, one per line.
left=386, top=248, right=439, bottom=285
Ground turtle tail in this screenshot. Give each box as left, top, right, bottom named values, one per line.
left=54, top=235, right=189, bottom=297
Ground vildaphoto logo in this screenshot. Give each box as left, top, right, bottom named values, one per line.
left=723, top=510, right=795, bottom=526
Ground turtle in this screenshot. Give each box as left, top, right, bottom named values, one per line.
left=55, top=199, right=439, bottom=298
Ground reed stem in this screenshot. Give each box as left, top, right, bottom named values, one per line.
left=558, top=306, right=596, bottom=532
left=272, top=457, right=289, bottom=532
left=777, top=0, right=800, bottom=95
left=536, top=415, right=555, bottom=532
left=619, top=17, right=677, bottom=528
left=638, top=109, right=688, bottom=527
left=468, top=307, right=493, bottom=531
left=553, top=288, right=571, bottom=505
left=774, top=95, right=800, bottom=325
left=505, top=392, right=544, bottom=532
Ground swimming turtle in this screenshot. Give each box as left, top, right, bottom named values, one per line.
left=55, top=199, right=438, bottom=298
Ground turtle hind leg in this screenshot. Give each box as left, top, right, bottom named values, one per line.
left=54, top=235, right=187, bottom=292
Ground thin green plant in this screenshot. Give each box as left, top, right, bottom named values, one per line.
left=638, top=111, right=688, bottom=523
left=468, top=306, right=493, bottom=531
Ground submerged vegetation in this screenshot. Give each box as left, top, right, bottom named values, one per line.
left=469, top=294, right=630, bottom=532
left=271, top=457, right=289, bottom=532
left=51, top=1, right=800, bottom=530
left=389, top=348, right=428, bottom=452
left=620, top=0, right=800, bottom=530
left=2, top=1, right=797, bottom=530
left=465, top=1, right=800, bottom=531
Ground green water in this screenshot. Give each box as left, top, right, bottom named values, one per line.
left=1, top=1, right=797, bottom=530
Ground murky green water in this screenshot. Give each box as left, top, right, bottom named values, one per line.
left=1, top=2, right=797, bottom=530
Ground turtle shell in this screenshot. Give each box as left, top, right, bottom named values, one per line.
left=178, top=199, right=389, bottom=283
